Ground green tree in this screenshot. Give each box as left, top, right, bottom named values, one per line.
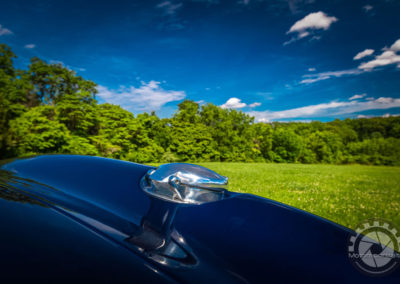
left=168, top=120, right=217, bottom=161
left=0, top=44, right=29, bottom=157
left=93, top=103, right=137, bottom=158
left=1, top=43, right=400, bottom=166
left=271, top=128, right=302, bottom=163
left=173, top=100, right=200, bottom=124
left=252, top=122, right=273, bottom=161
left=7, top=106, right=69, bottom=156
left=26, top=57, right=97, bottom=106
left=304, top=131, right=343, bottom=163
left=55, top=92, right=99, bottom=136
left=200, top=103, right=256, bottom=161
left=62, top=136, right=99, bottom=156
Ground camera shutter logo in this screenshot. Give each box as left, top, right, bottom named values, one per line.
left=348, top=219, right=400, bottom=276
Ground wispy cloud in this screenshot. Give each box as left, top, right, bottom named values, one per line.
left=300, top=69, right=364, bottom=84
left=191, top=0, right=220, bottom=4
left=358, top=39, right=400, bottom=70
left=156, top=1, right=186, bottom=30
left=97, top=81, right=186, bottom=113
left=221, top=97, right=261, bottom=109
left=358, top=50, right=400, bottom=70
left=353, top=49, right=374, bottom=60
left=0, top=24, right=12, bottom=36
left=237, top=0, right=250, bottom=5
left=48, top=60, right=85, bottom=72
left=363, top=5, right=373, bottom=12
left=24, top=44, right=36, bottom=49
left=284, top=0, right=317, bottom=15
left=300, top=39, right=400, bottom=84
left=284, top=11, right=338, bottom=45
left=358, top=113, right=399, bottom=119
left=249, top=97, right=400, bottom=122
left=156, top=1, right=183, bottom=15
left=248, top=102, right=261, bottom=107
left=349, top=93, right=366, bottom=100
left=49, top=60, right=64, bottom=65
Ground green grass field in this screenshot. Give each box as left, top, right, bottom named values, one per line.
left=188, top=163, right=400, bottom=230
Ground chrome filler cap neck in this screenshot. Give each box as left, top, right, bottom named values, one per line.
left=141, top=163, right=228, bottom=204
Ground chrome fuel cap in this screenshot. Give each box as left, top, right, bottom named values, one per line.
left=140, top=163, right=228, bottom=204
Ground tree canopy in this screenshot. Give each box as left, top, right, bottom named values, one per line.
left=1, top=44, right=400, bottom=165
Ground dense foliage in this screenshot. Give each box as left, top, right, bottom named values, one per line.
left=1, top=44, right=400, bottom=165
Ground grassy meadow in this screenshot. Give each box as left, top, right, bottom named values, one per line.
left=185, top=163, right=400, bottom=230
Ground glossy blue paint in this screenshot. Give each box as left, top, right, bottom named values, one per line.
left=0, top=155, right=399, bottom=283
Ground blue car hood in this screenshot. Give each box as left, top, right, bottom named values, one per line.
left=0, top=155, right=398, bottom=283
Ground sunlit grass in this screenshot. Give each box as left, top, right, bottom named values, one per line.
left=163, top=163, right=400, bottom=230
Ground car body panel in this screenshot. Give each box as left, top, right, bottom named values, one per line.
left=0, top=155, right=399, bottom=283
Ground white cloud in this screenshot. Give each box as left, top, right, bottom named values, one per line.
left=248, top=102, right=261, bottom=108
left=283, top=38, right=297, bottom=46
left=382, top=113, right=400, bottom=118
left=359, top=50, right=400, bottom=70
left=191, top=0, right=219, bottom=4
left=286, top=0, right=316, bottom=15
left=248, top=97, right=400, bottom=122
left=157, top=1, right=183, bottom=15
left=221, top=98, right=247, bottom=109
left=358, top=39, right=400, bottom=70
left=97, top=81, right=186, bottom=113
left=288, top=11, right=337, bottom=33
left=49, top=60, right=64, bottom=65
left=353, top=49, right=374, bottom=60
left=48, top=60, right=85, bottom=72
left=285, top=11, right=337, bottom=44
left=363, top=5, right=373, bottom=12
left=300, top=77, right=327, bottom=84
left=299, top=39, right=400, bottom=84
left=24, top=44, right=36, bottom=49
left=308, top=67, right=316, bottom=72
left=220, top=97, right=260, bottom=109
left=390, top=39, right=400, bottom=52
left=300, top=68, right=363, bottom=84
left=358, top=113, right=400, bottom=119
left=0, top=24, right=12, bottom=36
left=375, top=97, right=394, bottom=104
left=349, top=93, right=366, bottom=100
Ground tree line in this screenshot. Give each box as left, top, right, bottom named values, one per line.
left=1, top=44, right=400, bottom=165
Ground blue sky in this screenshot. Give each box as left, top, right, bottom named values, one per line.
left=1, top=0, right=400, bottom=121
